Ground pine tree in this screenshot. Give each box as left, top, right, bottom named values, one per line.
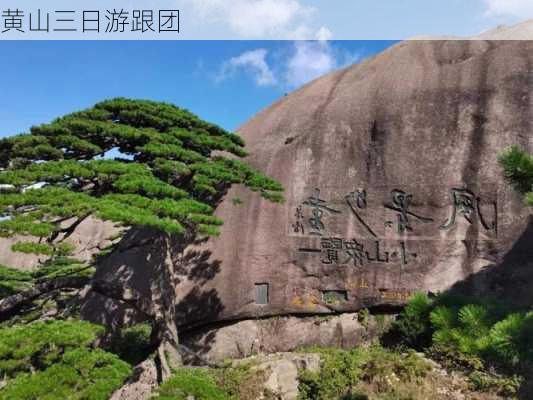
left=499, top=145, right=533, bottom=203
left=0, top=98, right=283, bottom=377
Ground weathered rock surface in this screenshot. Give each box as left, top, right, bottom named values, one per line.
left=181, top=313, right=393, bottom=363
left=475, top=19, right=533, bottom=40
left=82, top=38, right=533, bottom=334
left=0, top=217, right=118, bottom=270
left=234, top=353, right=321, bottom=400
left=109, top=353, right=320, bottom=400
left=110, top=359, right=158, bottom=400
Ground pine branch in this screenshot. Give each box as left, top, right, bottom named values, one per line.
left=0, top=275, right=90, bottom=316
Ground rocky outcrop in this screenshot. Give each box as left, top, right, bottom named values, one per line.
left=109, top=352, right=320, bottom=400
left=110, top=359, right=158, bottom=400
left=234, top=353, right=321, bottom=400
left=181, top=312, right=393, bottom=363
left=83, top=38, right=533, bottom=334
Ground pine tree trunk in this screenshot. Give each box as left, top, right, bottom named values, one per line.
left=151, top=234, right=182, bottom=381
left=153, top=311, right=182, bottom=381
left=91, top=231, right=185, bottom=381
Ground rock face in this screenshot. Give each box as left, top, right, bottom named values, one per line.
left=110, top=359, right=158, bottom=400
left=181, top=313, right=393, bottom=363
left=82, top=39, right=533, bottom=338
left=234, top=353, right=321, bottom=400
left=0, top=217, right=118, bottom=271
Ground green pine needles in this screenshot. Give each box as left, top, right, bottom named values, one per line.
left=0, top=320, right=131, bottom=399
left=0, top=98, right=283, bottom=248
left=499, top=145, right=533, bottom=202
left=393, top=293, right=533, bottom=372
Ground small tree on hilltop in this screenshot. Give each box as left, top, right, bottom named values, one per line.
left=0, top=98, right=283, bottom=377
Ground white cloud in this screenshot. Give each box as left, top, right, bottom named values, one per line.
left=284, top=41, right=360, bottom=88
left=285, top=41, right=336, bottom=88
left=217, top=49, right=277, bottom=86
left=315, top=26, right=332, bottom=41
left=185, top=0, right=318, bottom=38
left=229, top=0, right=313, bottom=37
left=217, top=40, right=361, bottom=89
left=484, top=0, right=533, bottom=17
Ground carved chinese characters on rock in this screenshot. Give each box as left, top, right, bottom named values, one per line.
left=292, top=188, right=341, bottom=236
left=299, top=238, right=415, bottom=266
left=384, top=190, right=434, bottom=234
left=440, top=188, right=497, bottom=232
left=292, top=185, right=498, bottom=269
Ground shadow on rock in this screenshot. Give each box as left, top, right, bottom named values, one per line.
left=445, top=216, right=533, bottom=308
left=81, top=229, right=225, bottom=333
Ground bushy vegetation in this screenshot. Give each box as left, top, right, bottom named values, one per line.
left=0, top=265, right=33, bottom=297
left=153, top=368, right=231, bottom=400
left=108, top=323, right=153, bottom=365
left=152, top=363, right=271, bottom=400
left=212, top=363, right=274, bottom=400
left=0, top=320, right=131, bottom=399
left=298, top=346, right=433, bottom=400
left=499, top=145, right=533, bottom=198
left=153, top=339, right=524, bottom=400
left=391, top=293, right=533, bottom=368
left=385, top=292, right=434, bottom=349
left=389, top=293, right=530, bottom=397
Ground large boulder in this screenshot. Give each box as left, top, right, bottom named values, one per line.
left=181, top=313, right=393, bottom=363
left=82, top=38, right=533, bottom=334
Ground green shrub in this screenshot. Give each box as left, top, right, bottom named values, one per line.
left=425, top=344, right=484, bottom=372
left=487, top=311, right=533, bottom=368
left=153, top=368, right=230, bottom=400
left=390, top=292, right=533, bottom=367
left=387, top=291, right=533, bottom=398
left=298, top=347, right=367, bottom=399
left=0, top=320, right=104, bottom=377
left=108, top=323, right=153, bottom=365
left=212, top=362, right=271, bottom=400
left=469, top=370, right=522, bottom=397
left=428, top=304, right=533, bottom=370
left=0, top=320, right=131, bottom=400
left=298, top=346, right=432, bottom=400
left=1, top=348, right=131, bottom=400
left=498, top=145, right=533, bottom=195
left=431, top=304, right=493, bottom=355
left=387, top=292, right=434, bottom=349
left=155, top=362, right=273, bottom=400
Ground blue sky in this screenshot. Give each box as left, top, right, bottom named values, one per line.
left=2, top=0, right=533, bottom=136
left=0, top=40, right=394, bottom=136
left=4, top=0, right=533, bottom=39
left=180, top=0, right=530, bottom=39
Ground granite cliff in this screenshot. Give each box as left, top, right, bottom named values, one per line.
left=39, top=36, right=533, bottom=354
